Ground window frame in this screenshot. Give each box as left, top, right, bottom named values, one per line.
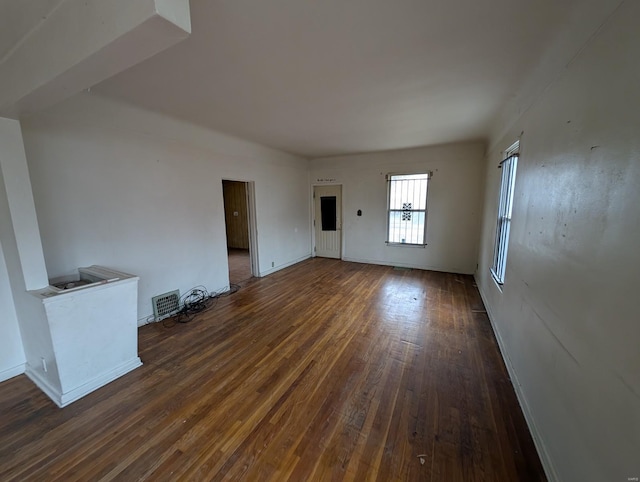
left=385, top=172, right=431, bottom=247
left=491, top=141, right=519, bottom=286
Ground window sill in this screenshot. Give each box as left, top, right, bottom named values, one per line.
left=490, top=269, right=504, bottom=292
left=385, top=242, right=427, bottom=248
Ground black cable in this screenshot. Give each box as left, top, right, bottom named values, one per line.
left=175, top=286, right=210, bottom=324
left=163, top=283, right=241, bottom=327
left=215, top=283, right=240, bottom=297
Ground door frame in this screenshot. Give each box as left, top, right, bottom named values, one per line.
left=311, top=183, right=343, bottom=259
left=222, top=178, right=260, bottom=278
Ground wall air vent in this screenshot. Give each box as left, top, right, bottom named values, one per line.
left=152, top=290, right=180, bottom=320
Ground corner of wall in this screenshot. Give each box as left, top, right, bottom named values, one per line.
left=0, top=363, right=25, bottom=383
left=474, top=275, right=559, bottom=482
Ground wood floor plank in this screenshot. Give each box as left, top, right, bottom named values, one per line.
left=0, top=258, right=546, bottom=481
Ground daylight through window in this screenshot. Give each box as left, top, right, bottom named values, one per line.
left=491, top=142, right=519, bottom=285
left=386, top=173, right=430, bottom=246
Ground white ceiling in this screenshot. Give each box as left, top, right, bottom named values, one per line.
left=0, top=0, right=64, bottom=61
left=10, top=0, right=587, bottom=158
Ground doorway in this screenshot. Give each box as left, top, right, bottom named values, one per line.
left=313, top=185, right=342, bottom=259
left=222, top=180, right=257, bottom=284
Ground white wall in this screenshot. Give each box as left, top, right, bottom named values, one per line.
left=0, top=0, right=191, bottom=119
left=0, top=240, right=25, bottom=382
left=0, top=118, right=49, bottom=290
left=476, top=2, right=640, bottom=481
left=309, top=142, right=485, bottom=274
left=0, top=121, right=26, bottom=382
left=21, top=92, right=311, bottom=323
left=0, top=118, right=60, bottom=388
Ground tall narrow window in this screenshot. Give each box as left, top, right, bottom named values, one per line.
left=491, top=142, right=519, bottom=285
left=386, top=173, right=430, bottom=246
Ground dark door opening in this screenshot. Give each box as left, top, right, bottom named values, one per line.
left=222, top=180, right=252, bottom=284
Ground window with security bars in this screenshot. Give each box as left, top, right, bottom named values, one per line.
left=386, top=173, right=430, bottom=246
left=491, top=142, right=519, bottom=285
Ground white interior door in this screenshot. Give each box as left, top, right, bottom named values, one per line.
left=314, top=185, right=342, bottom=259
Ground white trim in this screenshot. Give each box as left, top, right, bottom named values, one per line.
left=258, top=254, right=311, bottom=277
left=221, top=178, right=260, bottom=281
left=491, top=152, right=518, bottom=284
left=311, top=183, right=344, bottom=260
left=490, top=267, right=504, bottom=289
left=29, top=276, right=138, bottom=301
left=26, top=358, right=142, bottom=408
left=385, top=242, right=427, bottom=248
left=342, top=256, right=473, bottom=275
left=475, top=275, right=559, bottom=482
left=384, top=171, right=433, bottom=180
left=504, top=139, right=520, bottom=158
left=385, top=173, right=430, bottom=246
left=24, top=364, right=64, bottom=406
left=0, top=362, right=26, bottom=383
left=246, top=181, right=260, bottom=278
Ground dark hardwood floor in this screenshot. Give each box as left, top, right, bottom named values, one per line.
left=0, top=258, right=546, bottom=481
left=228, top=248, right=252, bottom=284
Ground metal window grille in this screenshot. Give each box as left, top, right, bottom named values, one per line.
left=491, top=146, right=519, bottom=285
left=152, top=290, right=180, bottom=320
left=386, top=173, right=430, bottom=246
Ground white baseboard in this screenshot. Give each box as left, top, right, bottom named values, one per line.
left=258, top=254, right=311, bottom=277
left=0, top=362, right=26, bottom=383
left=136, top=256, right=312, bottom=327
left=138, top=314, right=154, bottom=327
left=26, top=357, right=142, bottom=408
left=474, top=275, right=559, bottom=482
left=342, top=256, right=473, bottom=275
left=25, top=364, right=63, bottom=406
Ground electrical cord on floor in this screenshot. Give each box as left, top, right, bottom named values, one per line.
left=162, top=283, right=241, bottom=328
left=199, top=283, right=241, bottom=314
left=175, top=286, right=210, bottom=323
left=218, top=284, right=241, bottom=297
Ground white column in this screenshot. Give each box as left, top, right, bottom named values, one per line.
left=0, top=118, right=48, bottom=290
